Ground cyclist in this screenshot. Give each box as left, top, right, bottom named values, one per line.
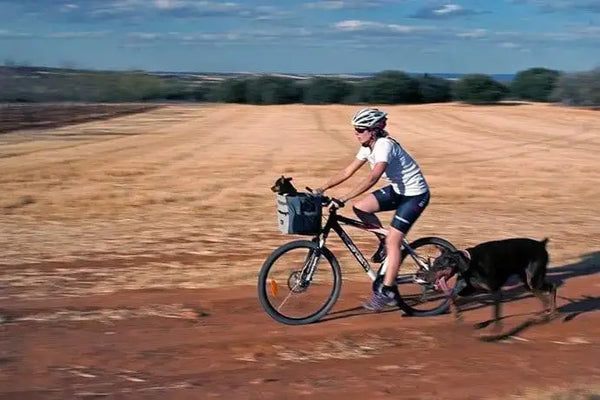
left=316, top=108, right=430, bottom=311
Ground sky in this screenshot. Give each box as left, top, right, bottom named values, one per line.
left=0, top=0, right=599, bottom=74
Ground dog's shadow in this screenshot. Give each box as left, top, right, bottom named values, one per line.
left=320, top=251, right=600, bottom=331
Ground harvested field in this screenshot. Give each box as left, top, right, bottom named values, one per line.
left=0, top=103, right=598, bottom=399
left=0, top=103, right=161, bottom=133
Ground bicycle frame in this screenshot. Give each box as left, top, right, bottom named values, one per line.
left=312, top=206, right=429, bottom=282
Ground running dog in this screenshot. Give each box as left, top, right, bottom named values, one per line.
left=425, top=238, right=557, bottom=330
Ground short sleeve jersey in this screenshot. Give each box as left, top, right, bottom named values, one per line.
left=356, top=136, right=428, bottom=196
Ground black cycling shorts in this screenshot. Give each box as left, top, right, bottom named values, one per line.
left=372, top=185, right=430, bottom=233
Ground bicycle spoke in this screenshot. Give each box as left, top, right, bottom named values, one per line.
left=395, top=237, right=457, bottom=316
left=258, top=241, right=339, bottom=324
left=276, top=281, right=302, bottom=312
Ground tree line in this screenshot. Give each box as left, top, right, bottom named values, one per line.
left=1, top=66, right=599, bottom=106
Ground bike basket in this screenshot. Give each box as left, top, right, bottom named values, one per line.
left=276, top=193, right=322, bottom=235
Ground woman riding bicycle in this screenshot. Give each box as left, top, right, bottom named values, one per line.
left=316, top=108, right=430, bottom=311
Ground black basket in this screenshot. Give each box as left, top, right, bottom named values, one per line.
left=276, top=193, right=322, bottom=235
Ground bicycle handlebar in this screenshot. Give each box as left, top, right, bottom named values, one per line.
left=305, top=187, right=344, bottom=209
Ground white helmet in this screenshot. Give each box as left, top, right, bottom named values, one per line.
left=351, top=108, right=387, bottom=129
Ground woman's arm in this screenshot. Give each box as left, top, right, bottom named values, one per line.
left=339, top=162, right=387, bottom=203
left=318, top=158, right=365, bottom=192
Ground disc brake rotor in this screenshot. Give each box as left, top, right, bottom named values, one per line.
left=288, top=271, right=309, bottom=293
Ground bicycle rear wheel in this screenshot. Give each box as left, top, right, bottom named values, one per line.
left=257, top=240, right=341, bottom=325
left=395, top=237, right=457, bottom=317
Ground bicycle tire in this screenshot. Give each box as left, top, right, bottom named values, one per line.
left=257, top=240, right=342, bottom=325
left=395, top=236, right=458, bottom=317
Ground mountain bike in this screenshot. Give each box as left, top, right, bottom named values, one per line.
left=258, top=194, right=461, bottom=325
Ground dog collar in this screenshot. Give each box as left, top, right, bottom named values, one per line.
left=461, top=249, right=471, bottom=261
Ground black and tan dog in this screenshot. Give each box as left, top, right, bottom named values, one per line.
left=425, top=238, right=557, bottom=330
left=270, top=175, right=298, bottom=195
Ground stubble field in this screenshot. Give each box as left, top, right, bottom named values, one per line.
left=0, top=103, right=598, bottom=399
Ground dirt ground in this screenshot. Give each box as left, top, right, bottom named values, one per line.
left=0, top=103, right=599, bottom=399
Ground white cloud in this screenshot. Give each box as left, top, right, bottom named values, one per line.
left=333, top=20, right=427, bottom=33
left=47, top=31, right=109, bottom=38
left=457, top=29, right=487, bottom=38
left=334, top=20, right=365, bottom=30
left=60, top=3, right=80, bottom=12
left=434, top=4, right=463, bottom=15
left=154, top=0, right=187, bottom=10
left=0, top=30, right=33, bottom=38
left=511, top=0, right=600, bottom=13
left=128, top=32, right=165, bottom=40
left=73, top=0, right=280, bottom=20
left=411, top=3, right=483, bottom=19
left=305, top=1, right=346, bottom=9
left=304, top=1, right=395, bottom=10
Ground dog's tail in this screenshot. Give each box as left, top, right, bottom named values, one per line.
left=540, top=237, right=549, bottom=247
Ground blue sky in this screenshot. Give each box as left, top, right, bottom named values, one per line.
left=0, top=0, right=599, bottom=73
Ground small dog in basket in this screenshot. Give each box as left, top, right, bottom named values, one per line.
left=271, top=176, right=298, bottom=195
left=423, top=237, right=557, bottom=331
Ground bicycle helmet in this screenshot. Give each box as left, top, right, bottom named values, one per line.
left=351, top=108, right=387, bottom=129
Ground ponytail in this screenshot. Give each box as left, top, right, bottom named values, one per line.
left=374, top=129, right=389, bottom=138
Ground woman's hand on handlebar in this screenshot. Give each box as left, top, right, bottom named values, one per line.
left=306, top=186, right=343, bottom=209
left=329, top=198, right=345, bottom=208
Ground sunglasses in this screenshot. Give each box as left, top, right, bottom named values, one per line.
left=354, top=127, right=369, bottom=133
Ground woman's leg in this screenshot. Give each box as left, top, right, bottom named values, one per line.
left=362, top=191, right=430, bottom=311
left=353, top=193, right=389, bottom=262
left=352, top=194, right=382, bottom=227
left=384, top=191, right=430, bottom=286
left=383, top=226, right=404, bottom=286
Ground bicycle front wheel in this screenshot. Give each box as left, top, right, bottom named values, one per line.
left=396, top=236, right=457, bottom=317
left=257, top=240, right=342, bottom=325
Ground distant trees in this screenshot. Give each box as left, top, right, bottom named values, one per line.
left=302, top=77, right=353, bottom=104
left=209, top=72, right=452, bottom=105
left=0, top=69, right=182, bottom=102
left=213, top=78, right=247, bottom=103
left=551, top=67, right=600, bottom=106
left=511, top=67, right=560, bottom=102
left=245, top=76, right=301, bottom=104
left=362, top=71, right=421, bottom=104
left=416, top=74, right=453, bottom=103
left=210, top=76, right=301, bottom=104
left=453, top=74, right=509, bottom=104
left=3, top=65, right=599, bottom=107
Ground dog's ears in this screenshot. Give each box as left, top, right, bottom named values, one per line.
left=285, top=177, right=292, bottom=182
left=455, top=250, right=471, bottom=272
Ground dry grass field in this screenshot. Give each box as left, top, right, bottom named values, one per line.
left=0, top=103, right=599, bottom=399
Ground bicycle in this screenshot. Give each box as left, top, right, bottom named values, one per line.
left=258, top=193, right=462, bottom=325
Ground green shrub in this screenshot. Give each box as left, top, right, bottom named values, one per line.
left=416, top=74, right=452, bottom=103
left=551, top=67, right=600, bottom=106
left=363, top=71, right=420, bottom=104
left=244, top=76, right=301, bottom=104
left=454, top=74, right=508, bottom=104
left=511, top=67, right=560, bottom=102
left=302, top=77, right=353, bottom=104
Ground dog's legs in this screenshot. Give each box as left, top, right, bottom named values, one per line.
left=550, top=283, right=557, bottom=315
left=449, top=293, right=463, bottom=325
left=533, top=282, right=557, bottom=321
left=492, top=290, right=503, bottom=332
